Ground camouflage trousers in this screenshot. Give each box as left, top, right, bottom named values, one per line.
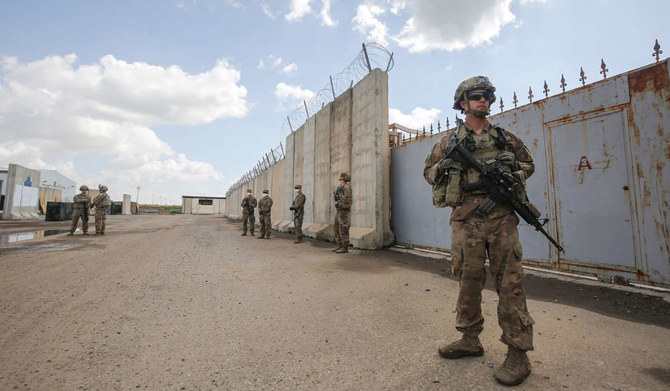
left=333, top=209, right=351, bottom=247
left=242, top=212, right=255, bottom=234
left=294, top=212, right=304, bottom=239
left=450, top=212, right=534, bottom=351
left=70, top=209, right=89, bottom=233
left=94, top=209, right=107, bottom=234
left=259, top=214, right=272, bottom=238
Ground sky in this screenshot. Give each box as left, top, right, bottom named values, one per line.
left=0, top=0, right=668, bottom=205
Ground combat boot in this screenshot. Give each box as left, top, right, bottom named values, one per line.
left=250, top=232, right=255, bottom=236
left=241, top=232, right=247, bottom=236
left=66, top=232, right=74, bottom=236
left=335, top=243, right=348, bottom=253
left=494, top=345, right=532, bottom=386
left=293, top=237, right=302, bottom=244
left=331, top=245, right=342, bottom=252
left=438, top=335, right=484, bottom=359
left=257, top=235, right=264, bottom=239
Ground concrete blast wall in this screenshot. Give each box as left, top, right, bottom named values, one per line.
left=225, top=69, right=393, bottom=249
left=3, top=163, right=41, bottom=220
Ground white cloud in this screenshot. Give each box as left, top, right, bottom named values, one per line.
left=0, top=54, right=244, bottom=201
left=285, top=0, right=312, bottom=21
left=274, top=82, right=315, bottom=111
left=394, top=0, right=516, bottom=52
left=352, top=4, right=389, bottom=46
left=351, top=0, right=526, bottom=53
left=285, top=0, right=337, bottom=26
left=258, top=55, right=292, bottom=73
left=320, top=0, right=338, bottom=26
left=389, top=107, right=441, bottom=129
left=281, top=63, right=298, bottom=74
left=518, top=0, right=548, bottom=3
left=261, top=2, right=275, bottom=18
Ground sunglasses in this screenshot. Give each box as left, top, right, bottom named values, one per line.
left=466, top=91, right=493, bottom=101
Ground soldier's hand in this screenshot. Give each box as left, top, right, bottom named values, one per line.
left=496, top=151, right=516, bottom=166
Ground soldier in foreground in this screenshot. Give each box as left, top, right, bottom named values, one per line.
left=424, top=76, right=536, bottom=386
left=91, top=185, right=112, bottom=235
left=257, top=190, right=273, bottom=239
left=68, top=185, right=91, bottom=236
left=240, top=189, right=257, bottom=236
left=290, top=185, right=306, bottom=243
left=332, top=172, right=352, bottom=253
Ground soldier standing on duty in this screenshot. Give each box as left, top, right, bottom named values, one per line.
left=257, top=190, right=273, bottom=239
left=68, top=185, right=91, bottom=236
left=332, top=172, right=352, bottom=253
left=290, top=185, right=306, bottom=243
left=92, top=184, right=112, bottom=235
left=240, top=189, right=257, bottom=236
left=424, top=76, right=536, bottom=386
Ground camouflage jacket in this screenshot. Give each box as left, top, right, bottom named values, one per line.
left=423, top=121, right=534, bottom=221
left=334, top=183, right=352, bottom=211
left=92, top=193, right=111, bottom=208
left=258, top=196, right=273, bottom=214
left=72, top=193, right=91, bottom=210
left=292, top=193, right=306, bottom=209
left=241, top=196, right=257, bottom=214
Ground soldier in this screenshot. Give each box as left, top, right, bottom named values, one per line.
left=332, top=172, right=352, bottom=253
left=424, top=76, right=536, bottom=386
left=290, top=185, right=306, bottom=243
left=91, top=184, right=112, bottom=235
left=240, top=189, right=257, bottom=236
left=68, top=185, right=91, bottom=236
left=257, top=190, right=273, bottom=239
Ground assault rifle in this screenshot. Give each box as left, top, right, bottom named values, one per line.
left=333, top=189, right=340, bottom=210
left=445, top=143, right=564, bottom=252
left=242, top=199, right=254, bottom=216
left=82, top=201, right=90, bottom=226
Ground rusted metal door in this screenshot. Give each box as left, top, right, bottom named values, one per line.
left=547, top=108, right=638, bottom=270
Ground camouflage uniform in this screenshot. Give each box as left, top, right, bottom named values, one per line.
left=70, top=189, right=91, bottom=234
left=333, top=173, right=352, bottom=252
left=291, top=185, right=306, bottom=242
left=424, top=121, right=536, bottom=352
left=258, top=192, right=273, bottom=239
left=240, top=192, right=257, bottom=236
left=92, top=185, right=112, bottom=235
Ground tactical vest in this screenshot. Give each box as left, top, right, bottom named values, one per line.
left=450, top=124, right=510, bottom=196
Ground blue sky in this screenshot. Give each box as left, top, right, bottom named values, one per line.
left=0, top=0, right=668, bottom=204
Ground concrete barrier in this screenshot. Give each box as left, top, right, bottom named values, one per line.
left=225, top=69, right=393, bottom=249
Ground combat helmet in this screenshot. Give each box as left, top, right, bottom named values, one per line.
left=99, top=185, right=108, bottom=192
left=339, top=172, right=351, bottom=182
left=79, top=185, right=89, bottom=191
left=452, top=76, right=497, bottom=111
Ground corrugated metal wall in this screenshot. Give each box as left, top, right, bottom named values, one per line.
left=391, top=60, right=670, bottom=287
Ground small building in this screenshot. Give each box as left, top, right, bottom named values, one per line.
left=181, top=195, right=226, bottom=215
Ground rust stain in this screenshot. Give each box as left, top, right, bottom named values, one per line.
left=636, top=163, right=645, bottom=179
left=628, top=61, right=670, bottom=93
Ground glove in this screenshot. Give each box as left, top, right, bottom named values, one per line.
left=290, top=206, right=295, bottom=211
left=496, top=151, right=516, bottom=166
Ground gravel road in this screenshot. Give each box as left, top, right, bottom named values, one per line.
left=0, top=214, right=668, bottom=390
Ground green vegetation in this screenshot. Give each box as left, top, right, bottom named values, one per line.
left=161, top=205, right=182, bottom=214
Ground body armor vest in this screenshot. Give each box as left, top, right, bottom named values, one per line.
left=450, top=124, right=510, bottom=195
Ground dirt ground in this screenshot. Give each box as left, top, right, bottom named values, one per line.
left=0, top=214, right=668, bottom=390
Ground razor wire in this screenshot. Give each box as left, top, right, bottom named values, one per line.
left=226, top=42, right=394, bottom=197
